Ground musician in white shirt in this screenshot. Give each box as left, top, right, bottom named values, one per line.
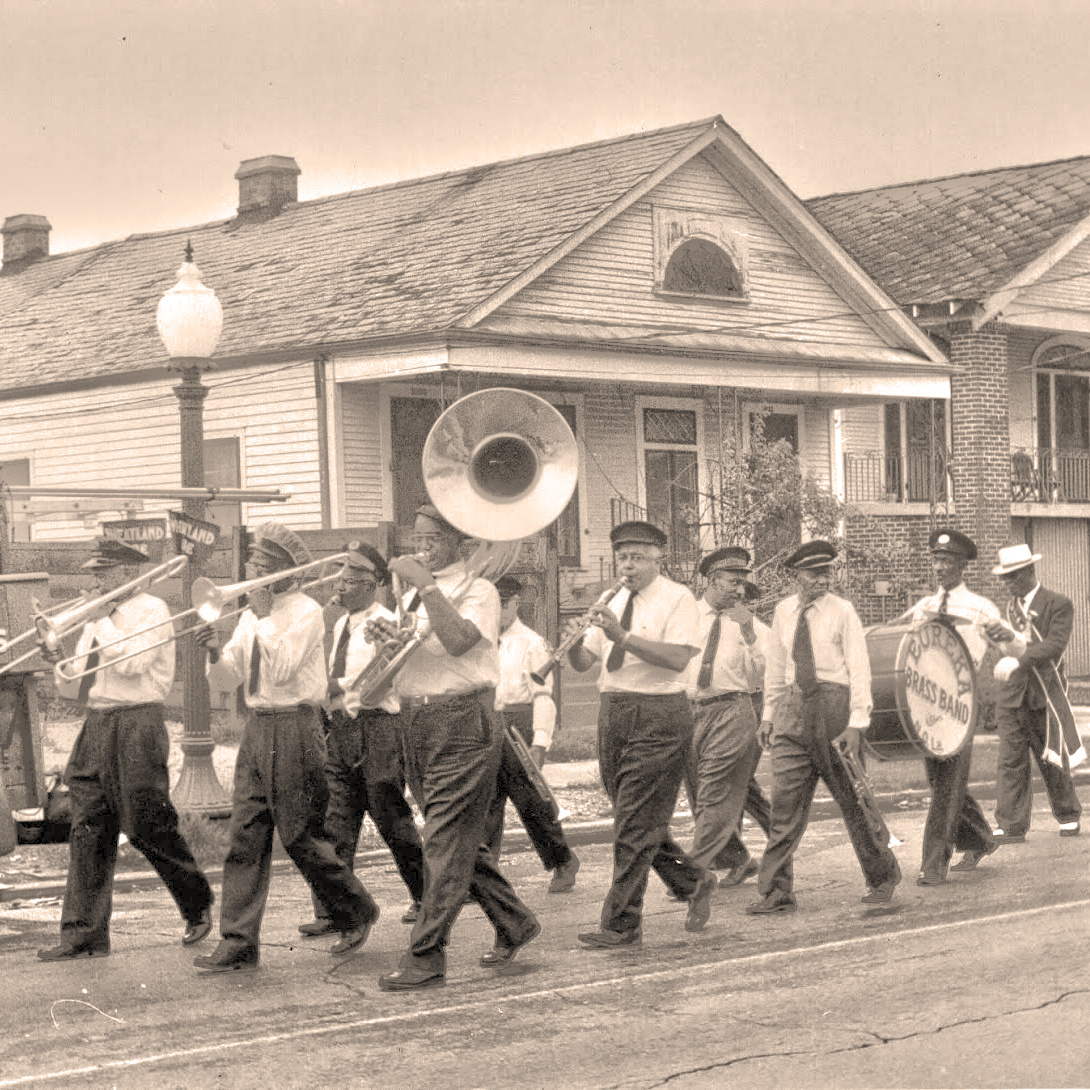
left=37, top=538, right=213, bottom=962
left=195, top=522, right=379, bottom=974
left=296, top=542, right=424, bottom=940
left=902, top=529, right=1000, bottom=882
left=485, top=575, right=580, bottom=893
left=747, top=540, right=901, bottom=915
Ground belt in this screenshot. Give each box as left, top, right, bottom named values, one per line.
left=251, top=704, right=314, bottom=716
left=691, top=691, right=749, bottom=706
left=403, top=687, right=490, bottom=708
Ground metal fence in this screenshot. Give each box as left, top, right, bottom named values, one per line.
left=1011, top=448, right=1090, bottom=503
left=843, top=450, right=949, bottom=504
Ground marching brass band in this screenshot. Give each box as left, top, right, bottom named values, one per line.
left=24, top=468, right=1085, bottom=982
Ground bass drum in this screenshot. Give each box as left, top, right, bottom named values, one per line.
left=864, top=618, right=978, bottom=760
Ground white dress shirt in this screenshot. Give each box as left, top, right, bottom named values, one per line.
left=763, top=591, right=872, bottom=730
left=55, top=591, right=175, bottom=708
left=496, top=616, right=557, bottom=749
left=684, top=598, right=769, bottom=697
left=207, top=589, right=327, bottom=709
left=909, top=582, right=1001, bottom=669
left=329, top=602, right=400, bottom=716
left=583, top=574, right=700, bottom=695
left=392, top=561, right=501, bottom=700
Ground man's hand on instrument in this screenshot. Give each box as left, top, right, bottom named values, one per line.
left=387, top=555, right=433, bottom=591
left=984, top=620, right=1017, bottom=644
left=529, top=744, right=547, bottom=770
left=757, top=720, right=774, bottom=748
left=36, top=641, right=63, bottom=666
left=195, top=623, right=221, bottom=663
left=365, top=615, right=415, bottom=657
left=587, top=605, right=622, bottom=643
left=834, top=726, right=865, bottom=760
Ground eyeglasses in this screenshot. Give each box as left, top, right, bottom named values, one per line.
left=614, top=550, right=661, bottom=564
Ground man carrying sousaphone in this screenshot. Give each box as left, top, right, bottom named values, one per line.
left=747, top=540, right=901, bottom=915
left=37, top=537, right=214, bottom=962
left=368, top=504, right=540, bottom=992
left=194, top=522, right=380, bottom=973
left=900, top=529, right=1001, bottom=882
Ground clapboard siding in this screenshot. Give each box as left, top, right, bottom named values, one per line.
left=839, top=404, right=883, bottom=452
left=493, top=154, right=891, bottom=350
left=1009, top=238, right=1090, bottom=318
left=0, top=363, right=324, bottom=538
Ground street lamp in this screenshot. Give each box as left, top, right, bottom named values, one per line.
left=157, top=243, right=230, bottom=814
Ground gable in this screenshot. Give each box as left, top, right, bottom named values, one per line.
left=484, top=152, right=898, bottom=355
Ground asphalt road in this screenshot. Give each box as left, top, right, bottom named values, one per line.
left=1, top=790, right=1088, bottom=1089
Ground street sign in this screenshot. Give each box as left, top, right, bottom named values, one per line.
left=101, top=517, right=169, bottom=543
left=168, top=510, right=221, bottom=562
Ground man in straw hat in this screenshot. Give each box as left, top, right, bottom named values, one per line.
left=368, top=504, right=539, bottom=991
left=195, top=522, right=380, bottom=973
left=983, top=543, right=1083, bottom=842
left=682, top=546, right=770, bottom=886
left=565, top=521, right=717, bottom=948
left=747, top=540, right=901, bottom=915
left=295, top=541, right=425, bottom=939
left=900, top=529, right=1001, bottom=882
left=37, top=537, right=214, bottom=962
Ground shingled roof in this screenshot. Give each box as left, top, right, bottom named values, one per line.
left=0, top=119, right=716, bottom=393
left=806, top=155, right=1090, bottom=308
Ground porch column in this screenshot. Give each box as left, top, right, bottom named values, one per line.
left=948, top=321, right=1012, bottom=602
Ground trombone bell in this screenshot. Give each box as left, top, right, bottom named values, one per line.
left=422, top=388, right=578, bottom=542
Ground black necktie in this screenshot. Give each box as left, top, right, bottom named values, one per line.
left=331, top=619, right=352, bottom=681
left=696, top=612, right=722, bottom=690
left=605, top=591, right=636, bottom=672
left=792, top=605, right=818, bottom=697
left=76, top=638, right=100, bottom=707
left=248, top=637, right=262, bottom=697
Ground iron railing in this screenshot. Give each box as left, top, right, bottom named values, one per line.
left=1011, top=448, right=1090, bottom=503
left=843, top=450, right=950, bottom=504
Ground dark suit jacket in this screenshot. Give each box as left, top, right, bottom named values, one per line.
left=996, top=585, right=1073, bottom=710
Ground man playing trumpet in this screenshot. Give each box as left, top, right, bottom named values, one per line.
left=37, top=538, right=214, bottom=962
left=194, top=522, right=380, bottom=973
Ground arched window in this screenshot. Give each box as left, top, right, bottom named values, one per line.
left=662, top=239, right=742, bottom=297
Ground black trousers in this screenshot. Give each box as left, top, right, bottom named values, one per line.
left=309, top=707, right=425, bottom=920
left=60, top=703, right=212, bottom=950
left=758, top=684, right=900, bottom=898
left=598, top=691, right=707, bottom=935
left=483, top=704, right=573, bottom=871
left=399, top=690, right=537, bottom=974
left=921, top=736, right=994, bottom=877
left=217, top=706, right=378, bottom=958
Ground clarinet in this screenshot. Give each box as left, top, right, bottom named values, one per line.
left=529, top=578, right=626, bottom=685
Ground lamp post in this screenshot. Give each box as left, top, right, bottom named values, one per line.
left=157, top=243, right=230, bottom=814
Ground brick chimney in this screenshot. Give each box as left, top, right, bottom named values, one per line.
left=2, top=214, right=51, bottom=266
left=234, top=155, right=301, bottom=216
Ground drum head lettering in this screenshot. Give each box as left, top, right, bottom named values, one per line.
left=896, top=621, right=976, bottom=757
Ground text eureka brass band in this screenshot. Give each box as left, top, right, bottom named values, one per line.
left=22, top=392, right=1083, bottom=987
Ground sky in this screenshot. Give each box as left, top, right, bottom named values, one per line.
left=3, top=0, right=1090, bottom=256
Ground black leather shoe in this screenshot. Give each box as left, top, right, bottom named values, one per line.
left=193, top=945, right=259, bottom=974
left=745, top=892, right=797, bottom=915
left=720, top=858, right=759, bottom=887
left=685, top=872, right=717, bottom=932
left=480, top=919, right=541, bottom=968
left=183, top=901, right=214, bottom=946
left=298, top=918, right=338, bottom=937
left=378, top=965, right=445, bottom=991
left=37, top=942, right=109, bottom=962
left=548, top=854, right=581, bottom=894
left=577, top=928, right=642, bottom=948
left=331, top=910, right=379, bottom=957
left=950, top=842, right=998, bottom=871
left=861, top=876, right=900, bottom=904
left=1059, top=822, right=1080, bottom=837
left=915, top=871, right=946, bottom=886
left=400, top=901, right=421, bottom=924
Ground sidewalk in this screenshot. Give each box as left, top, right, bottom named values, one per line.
left=4, top=720, right=1089, bottom=903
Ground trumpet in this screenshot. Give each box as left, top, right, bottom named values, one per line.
left=53, top=553, right=347, bottom=681
left=504, top=719, right=561, bottom=819
left=834, top=739, right=893, bottom=850
left=530, top=578, right=626, bottom=685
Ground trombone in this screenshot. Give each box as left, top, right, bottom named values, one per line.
left=0, top=556, right=189, bottom=677
left=52, top=553, right=350, bottom=681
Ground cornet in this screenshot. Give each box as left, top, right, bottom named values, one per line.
left=53, top=553, right=348, bottom=681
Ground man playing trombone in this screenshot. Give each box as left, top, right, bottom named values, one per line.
left=194, top=522, right=380, bottom=973
left=369, top=504, right=540, bottom=992
left=296, top=541, right=425, bottom=938
left=37, top=538, right=214, bottom=962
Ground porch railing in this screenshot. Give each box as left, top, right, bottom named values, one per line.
left=1011, top=448, right=1090, bottom=503
left=843, top=449, right=949, bottom=504
left=609, top=498, right=700, bottom=585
